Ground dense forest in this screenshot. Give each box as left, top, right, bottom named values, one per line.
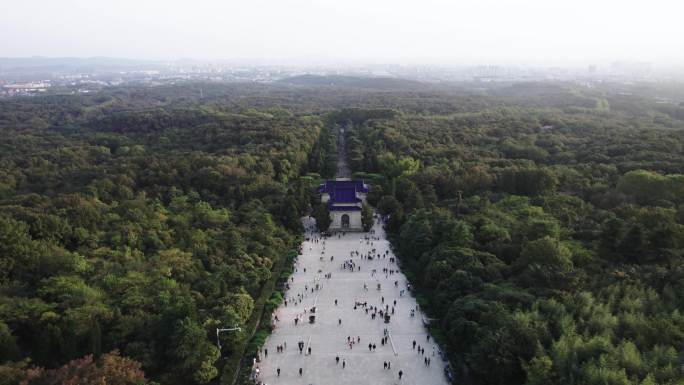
left=1, top=80, right=684, bottom=385
left=0, top=87, right=336, bottom=385
left=342, top=82, right=684, bottom=385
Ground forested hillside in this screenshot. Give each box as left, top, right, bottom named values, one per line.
left=343, top=84, right=684, bottom=385
left=0, top=89, right=329, bottom=384
left=2, top=81, right=684, bottom=385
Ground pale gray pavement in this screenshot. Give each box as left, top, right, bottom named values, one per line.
left=253, top=217, right=451, bottom=385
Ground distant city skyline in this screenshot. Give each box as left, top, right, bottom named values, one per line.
left=2, top=0, right=683, bottom=67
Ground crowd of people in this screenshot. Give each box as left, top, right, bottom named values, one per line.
left=252, top=216, right=445, bottom=384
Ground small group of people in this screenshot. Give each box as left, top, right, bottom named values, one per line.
left=345, top=335, right=361, bottom=349
left=411, top=336, right=437, bottom=368
left=342, top=258, right=360, bottom=272
left=335, top=355, right=346, bottom=368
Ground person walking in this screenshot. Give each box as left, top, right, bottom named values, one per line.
left=336, top=355, right=340, bottom=364
left=398, top=370, right=403, bottom=380
left=299, top=367, right=303, bottom=376
left=342, top=359, right=346, bottom=369
left=277, top=367, right=280, bottom=377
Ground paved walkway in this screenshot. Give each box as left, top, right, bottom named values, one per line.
left=336, top=126, right=351, bottom=178
left=253, top=217, right=450, bottom=385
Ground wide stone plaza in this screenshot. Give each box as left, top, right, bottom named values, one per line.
left=253, top=217, right=451, bottom=385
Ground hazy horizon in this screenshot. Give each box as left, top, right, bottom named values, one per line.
left=2, top=0, right=683, bottom=67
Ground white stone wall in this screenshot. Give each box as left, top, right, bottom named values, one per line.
left=329, top=210, right=363, bottom=231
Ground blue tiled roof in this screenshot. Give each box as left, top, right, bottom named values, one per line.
left=333, top=187, right=359, bottom=203
left=319, top=179, right=369, bottom=195
left=320, top=179, right=368, bottom=210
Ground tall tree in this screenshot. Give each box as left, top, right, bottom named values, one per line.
left=361, top=203, right=374, bottom=231
left=312, top=203, right=331, bottom=232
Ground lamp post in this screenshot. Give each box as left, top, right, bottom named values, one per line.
left=216, top=326, right=242, bottom=350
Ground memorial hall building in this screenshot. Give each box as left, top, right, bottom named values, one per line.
left=319, top=179, right=369, bottom=231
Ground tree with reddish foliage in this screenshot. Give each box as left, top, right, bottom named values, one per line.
left=20, top=350, right=148, bottom=385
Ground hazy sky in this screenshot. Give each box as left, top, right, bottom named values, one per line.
left=2, top=0, right=683, bottom=66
